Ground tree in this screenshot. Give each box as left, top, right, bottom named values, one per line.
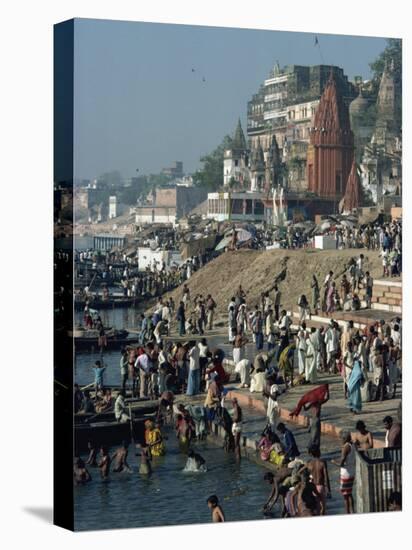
left=370, top=38, right=402, bottom=87
left=193, top=135, right=233, bottom=191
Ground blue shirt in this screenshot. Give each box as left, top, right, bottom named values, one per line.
left=92, top=366, right=106, bottom=384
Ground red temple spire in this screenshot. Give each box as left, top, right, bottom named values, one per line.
left=342, top=159, right=360, bottom=212
left=306, top=71, right=354, bottom=199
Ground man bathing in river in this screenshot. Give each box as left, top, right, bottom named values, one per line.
left=185, top=449, right=206, bottom=471
left=74, top=457, right=92, bottom=485
left=112, top=441, right=132, bottom=473
left=98, top=446, right=111, bottom=479
left=207, top=495, right=225, bottom=522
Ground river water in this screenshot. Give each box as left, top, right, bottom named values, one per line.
left=74, top=433, right=270, bottom=531
left=74, top=306, right=345, bottom=531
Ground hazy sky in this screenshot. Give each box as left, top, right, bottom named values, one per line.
left=73, top=18, right=388, bottom=180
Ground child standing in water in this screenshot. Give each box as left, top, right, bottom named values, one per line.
left=207, top=495, right=225, bottom=522
left=136, top=443, right=152, bottom=475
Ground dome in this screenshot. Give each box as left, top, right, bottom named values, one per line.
left=349, top=89, right=369, bottom=116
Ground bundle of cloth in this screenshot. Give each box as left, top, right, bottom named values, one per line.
left=289, top=384, right=330, bottom=418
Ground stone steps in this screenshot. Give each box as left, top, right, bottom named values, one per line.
left=371, top=279, right=402, bottom=313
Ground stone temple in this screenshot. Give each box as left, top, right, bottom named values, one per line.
left=360, top=60, right=402, bottom=204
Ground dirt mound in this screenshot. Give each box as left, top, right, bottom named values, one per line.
left=162, top=248, right=385, bottom=320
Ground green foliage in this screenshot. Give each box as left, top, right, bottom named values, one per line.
left=288, top=156, right=304, bottom=169
left=370, top=38, right=402, bottom=88
left=193, top=134, right=233, bottom=191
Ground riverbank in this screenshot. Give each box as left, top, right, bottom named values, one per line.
left=156, top=248, right=401, bottom=322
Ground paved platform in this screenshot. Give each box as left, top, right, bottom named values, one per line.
left=292, top=308, right=398, bottom=330
left=226, top=374, right=401, bottom=447
left=168, top=323, right=402, bottom=448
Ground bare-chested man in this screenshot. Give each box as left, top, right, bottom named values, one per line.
left=353, top=420, right=374, bottom=450
left=112, top=441, right=132, bottom=473
left=207, top=495, right=225, bottom=522
left=306, top=446, right=331, bottom=515
left=98, top=446, right=111, bottom=479
left=73, top=457, right=92, bottom=485
left=262, top=467, right=297, bottom=514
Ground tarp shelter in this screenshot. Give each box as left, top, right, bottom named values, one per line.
left=180, top=234, right=216, bottom=260
left=215, top=228, right=253, bottom=251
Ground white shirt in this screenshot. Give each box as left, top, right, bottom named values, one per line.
left=158, top=350, right=168, bottom=366
left=114, top=395, right=126, bottom=419
left=162, top=305, right=171, bottom=321
left=135, top=353, right=150, bottom=373
left=188, top=345, right=200, bottom=371
left=297, top=329, right=307, bottom=351
left=279, top=314, right=291, bottom=330
left=198, top=342, right=208, bottom=358
left=392, top=330, right=401, bottom=349
left=324, top=328, right=338, bottom=353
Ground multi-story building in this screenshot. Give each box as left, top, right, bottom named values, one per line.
left=161, top=161, right=184, bottom=179
left=135, top=184, right=207, bottom=225
left=247, top=64, right=356, bottom=191
left=207, top=64, right=363, bottom=224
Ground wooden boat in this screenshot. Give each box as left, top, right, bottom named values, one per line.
left=70, top=327, right=140, bottom=351
left=74, top=297, right=139, bottom=311
left=74, top=415, right=153, bottom=453
left=75, top=399, right=159, bottom=422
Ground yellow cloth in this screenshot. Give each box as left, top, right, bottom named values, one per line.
left=146, top=428, right=166, bottom=456
left=269, top=449, right=284, bottom=467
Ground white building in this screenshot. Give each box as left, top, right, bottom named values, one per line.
left=109, top=196, right=117, bottom=219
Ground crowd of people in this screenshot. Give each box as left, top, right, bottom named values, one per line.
left=257, top=219, right=402, bottom=252
left=73, top=220, right=402, bottom=521
left=75, top=242, right=218, bottom=304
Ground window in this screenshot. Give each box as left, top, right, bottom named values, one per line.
left=254, top=200, right=264, bottom=216
left=231, top=199, right=243, bottom=214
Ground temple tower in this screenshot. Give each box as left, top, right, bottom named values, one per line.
left=250, top=137, right=265, bottom=192
left=341, top=158, right=360, bottom=213
left=306, top=72, right=354, bottom=198
left=223, top=119, right=249, bottom=188
left=265, top=134, right=283, bottom=192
